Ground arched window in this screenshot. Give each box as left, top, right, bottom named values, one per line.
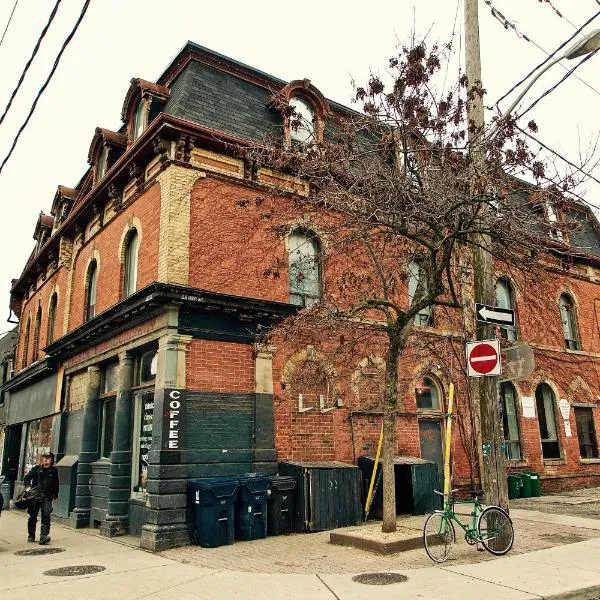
left=132, top=99, right=147, bottom=141
left=495, top=278, right=517, bottom=341
left=500, top=382, right=522, bottom=460
left=47, top=293, right=57, bottom=344
left=408, top=261, right=432, bottom=326
left=415, top=376, right=440, bottom=410
left=535, top=382, right=560, bottom=459
left=85, top=260, right=98, bottom=321
left=415, top=375, right=444, bottom=481
left=32, top=306, right=42, bottom=362
left=289, top=97, right=315, bottom=145
left=559, top=293, right=579, bottom=350
left=123, top=229, right=139, bottom=298
left=22, top=316, right=31, bottom=368
left=288, top=231, right=321, bottom=307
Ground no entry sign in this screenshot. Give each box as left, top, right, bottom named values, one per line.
left=466, top=340, right=501, bottom=377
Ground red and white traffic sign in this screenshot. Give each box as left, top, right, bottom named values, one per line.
left=466, top=340, right=501, bottom=377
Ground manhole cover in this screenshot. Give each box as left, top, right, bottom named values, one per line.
left=352, top=572, right=408, bottom=585
left=14, top=547, right=65, bottom=556
left=43, top=565, right=106, bottom=576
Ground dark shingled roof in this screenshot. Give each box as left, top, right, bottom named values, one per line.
left=568, top=208, right=600, bottom=258
left=163, top=59, right=284, bottom=144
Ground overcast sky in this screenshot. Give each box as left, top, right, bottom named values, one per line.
left=0, top=0, right=599, bottom=332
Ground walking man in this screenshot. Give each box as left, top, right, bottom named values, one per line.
left=24, top=452, right=59, bottom=545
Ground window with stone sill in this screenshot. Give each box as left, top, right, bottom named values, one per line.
left=500, top=382, right=522, bottom=461
left=575, top=407, right=598, bottom=459
left=408, top=261, right=433, bottom=327
left=84, top=260, right=98, bottom=322
left=47, top=292, right=57, bottom=345
left=288, top=230, right=322, bottom=307
left=559, top=293, right=580, bottom=351
left=495, top=278, right=517, bottom=341
left=535, top=382, right=561, bottom=459
left=123, top=228, right=139, bottom=299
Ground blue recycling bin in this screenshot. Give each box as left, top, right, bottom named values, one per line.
left=188, top=478, right=238, bottom=548
left=236, top=474, right=270, bottom=541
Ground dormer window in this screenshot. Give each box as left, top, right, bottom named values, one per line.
left=132, top=99, right=147, bottom=141
left=546, top=201, right=563, bottom=241
left=289, top=97, right=315, bottom=146
left=96, top=145, right=109, bottom=181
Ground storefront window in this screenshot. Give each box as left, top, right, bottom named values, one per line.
left=100, top=398, right=116, bottom=458
left=23, top=417, right=53, bottom=475
left=132, top=391, right=154, bottom=496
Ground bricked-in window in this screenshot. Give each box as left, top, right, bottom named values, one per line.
left=535, top=383, right=560, bottom=459
left=408, top=261, right=433, bottom=326
left=559, top=293, right=579, bottom=350
left=495, top=278, right=517, bottom=341
left=289, top=230, right=321, bottom=307
left=123, top=229, right=139, bottom=298
left=32, top=305, right=42, bottom=362
left=501, top=382, right=522, bottom=460
left=575, top=407, right=598, bottom=459
left=21, top=316, right=31, bottom=368
left=85, top=260, right=98, bottom=321
left=47, top=293, right=57, bottom=344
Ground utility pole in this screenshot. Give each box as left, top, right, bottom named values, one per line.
left=463, top=0, right=509, bottom=509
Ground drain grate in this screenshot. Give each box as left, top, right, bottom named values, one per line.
left=352, top=572, right=408, bottom=585
left=43, top=565, right=106, bottom=576
left=14, top=547, right=65, bottom=556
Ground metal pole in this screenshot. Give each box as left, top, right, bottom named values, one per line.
left=464, top=0, right=508, bottom=510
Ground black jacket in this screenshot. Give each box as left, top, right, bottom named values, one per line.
left=24, top=465, right=59, bottom=500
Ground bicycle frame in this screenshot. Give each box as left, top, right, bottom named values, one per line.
left=441, top=496, right=482, bottom=542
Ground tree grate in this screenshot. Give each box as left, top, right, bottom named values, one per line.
left=352, top=572, right=408, bottom=585
left=43, top=565, right=106, bottom=576
left=14, top=547, right=65, bottom=556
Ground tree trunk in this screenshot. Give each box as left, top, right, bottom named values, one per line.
left=382, top=328, right=402, bottom=533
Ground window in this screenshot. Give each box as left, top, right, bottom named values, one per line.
left=559, top=294, right=579, bottom=350
left=100, top=398, right=116, bottom=458
left=47, top=293, right=57, bottom=344
left=288, top=231, right=321, bottom=306
left=408, top=261, right=432, bottom=326
left=22, top=317, right=31, bottom=368
left=575, top=407, right=598, bottom=459
left=500, top=382, right=522, bottom=460
left=132, top=391, right=154, bottom=496
left=136, top=350, right=157, bottom=386
left=495, top=278, right=517, bottom=341
left=123, top=229, right=139, bottom=298
left=535, top=383, right=560, bottom=459
left=289, top=97, right=315, bottom=145
left=415, top=376, right=440, bottom=410
left=85, top=260, right=98, bottom=321
left=132, top=99, right=147, bottom=141
left=96, top=145, right=109, bottom=181
left=32, top=306, right=42, bottom=361
left=546, top=201, right=563, bottom=241
left=23, top=417, right=52, bottom=476
left=103, top=362, right=119, bottom=394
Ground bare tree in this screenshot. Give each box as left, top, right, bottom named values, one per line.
left=243, top=40, right=581, bottom=532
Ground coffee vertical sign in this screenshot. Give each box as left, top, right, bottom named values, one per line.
left=163, top=389, right=185, bottom=450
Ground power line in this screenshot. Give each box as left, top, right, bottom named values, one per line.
left=516, top=50, right=598, bottom=120
left=0, top=0, right=19, bottom=48
left=0, top=1, right=63, bottom=129
left=489, top=7, right=600, bottom=107
left=538, top=0, right=579, bottom=30
left=0, top=0, right=91, bottom=175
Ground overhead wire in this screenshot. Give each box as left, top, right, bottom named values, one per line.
left=538, top=0, right=579, bottom=31
left=0, top=0, right=63, bottom=129
left=488, top=6, right=600, bottom=107
left=0, top=0, right=91, bottom=175
left=0, top=0, right=19, bottom=49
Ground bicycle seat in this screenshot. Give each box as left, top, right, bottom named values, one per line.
left=469, top=489, right=484, bottom=498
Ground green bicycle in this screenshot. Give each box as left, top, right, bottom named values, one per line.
left=423, top=489, right=514, bottom=563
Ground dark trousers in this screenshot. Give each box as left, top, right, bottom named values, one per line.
left=27, top=498, right=53, bottom=538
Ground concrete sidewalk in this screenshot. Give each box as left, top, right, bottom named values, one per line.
left=2, top=508, right=600, bottom=599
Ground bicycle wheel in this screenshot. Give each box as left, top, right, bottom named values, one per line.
left=477, top=506, right=514, bottom=556
left=423, top=512, right=455, bottom=563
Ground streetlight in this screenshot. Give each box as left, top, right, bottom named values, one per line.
left=491, top=29, right=600, bottom=134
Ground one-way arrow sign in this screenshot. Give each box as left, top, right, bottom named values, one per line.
left=475, top=303, right=515, bottom=327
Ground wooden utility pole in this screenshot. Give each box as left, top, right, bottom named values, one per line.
left=463, top=0, right=509, bottom=509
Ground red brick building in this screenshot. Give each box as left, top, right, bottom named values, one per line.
left=1, top=42, right=600, bottom=549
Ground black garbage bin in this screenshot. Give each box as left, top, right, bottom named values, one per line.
left=188, top=478, right=238, bottom=548
left=236, top=474, right=270, bottom=541
left=267, top=475, right=297, bottom=536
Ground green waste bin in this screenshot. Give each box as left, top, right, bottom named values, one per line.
left=518, top=472, right=532, bottom=498
left=507, top=474, right=522, bottom=500
left=528, top=471, right=541, bottom=497
left=188, top=478, right=238, bottom=548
